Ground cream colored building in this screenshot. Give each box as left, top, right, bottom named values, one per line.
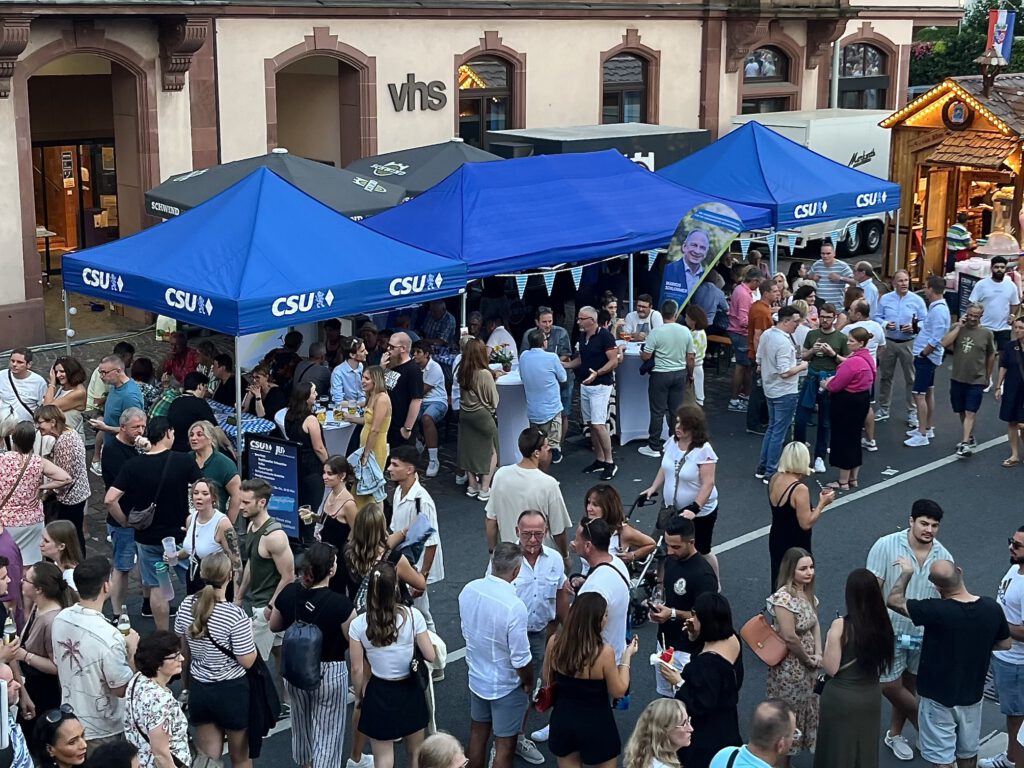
left=0, top=0, right=961, bottom=346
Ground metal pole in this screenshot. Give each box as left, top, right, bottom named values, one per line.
left=893, top=211, right=902, bottom=273
left=461, top=290, right=467, bottom=327
left=233, top=336, right=243, bottom=470
left=62, top=290, right=72, bottom=355
left=830, top=42, right=841, bottom=108
left=628, top=254, right=635, bottom=313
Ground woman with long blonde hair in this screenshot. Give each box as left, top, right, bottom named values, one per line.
left=348, top=561, right=436, bottom=768
left=623, top=699, right=693, bottom=768
left=174, top=553, right=258, bottom=768
left=343, top=365, right=392, bottom=506
left=545, top=593, right=638, bottom=768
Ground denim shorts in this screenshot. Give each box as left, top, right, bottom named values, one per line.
left=136, top=542, right=187, bottom=589
left=912, top=356, right=938, bottom=394
left=420, top=400, right=448, bottom=424
left=729, top=332, right=751, bottom=367
left=918, top=696, right=982, bottom=764
left=470, top=687, right=530, bottom=738
left=950, top=380, right=984, bottom=414
left=992, top=656, right=1024, bottom=716
left=107, top=524, right=136, bottom=573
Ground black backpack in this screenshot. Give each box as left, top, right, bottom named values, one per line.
left=281, top=593, right=325, bottom=690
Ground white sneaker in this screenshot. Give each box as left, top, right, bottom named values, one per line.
left=980, top=751, right=1014, bottom=768
left=985, top=377, right=994, bottom=394
left=347, top=755, right=375, bottom=768
left=455, top=473, right=468, bottom=486
left=861, top=438, right=878, bottom=452
left=637, top=446, right=662, bottom=458
left=906, top=427, right=935, bottom=438
left=531, top=725, right=550, bottom=742
left=426, top=459, right=440, bottom=478
left=516, top=736, right=545, bottom=765
left=908, top=411, right=919, bottom=428
left=904, top=433, right=930, bottom=447
left=813, top=457, right=826, bottom=473
left=884, top=730, right=914, bottom=761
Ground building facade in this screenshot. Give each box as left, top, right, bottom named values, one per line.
left=0, top=0, right=962, bottom=346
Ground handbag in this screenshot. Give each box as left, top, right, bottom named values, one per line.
left=410, top=631, right=431, bottom=692
left=127, top=452, right=173, bottom=531
left=739, top=612, right=787, bottom=667
left=533, top=681, right=557, bottom=713
left=814, top=656, right=858, bottom=695
left=656, top=454, right=689, bottom=530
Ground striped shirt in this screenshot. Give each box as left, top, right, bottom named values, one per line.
left=809, top=258, right=854, bottom=306
left=866, top=530, right=953, bottom=636
left=174, top=597, right=255, bottom=683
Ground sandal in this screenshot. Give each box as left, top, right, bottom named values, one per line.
left=826, top=481, right=850, bottom=491
left=1003, top=457, right=1021, bottom=468
left=848, top=480, right=859, bottom=489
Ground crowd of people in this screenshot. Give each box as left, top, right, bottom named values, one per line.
left=0, top=247, right=1022, bottom=768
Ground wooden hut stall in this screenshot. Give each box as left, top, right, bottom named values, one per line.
left=881, top=74, right=1024, bottom=282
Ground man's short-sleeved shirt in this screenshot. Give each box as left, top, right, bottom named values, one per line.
left=577, top=328, right=617, bottom=386
left=103, top=379, right=144, bottom=428
left=421, top=358, right=447, bottom=405
left=950, top=326, right=996, bottom=385
left=645, top=322, right=695, bottom=373
left=809, top=259, right=854, bottom=306
left=385, top=359, right=424, bottom=444
left=996, top=566, right=1024, bottom=665
left=866, top=530, right=953, bottom=637
left=908, top=596, right=1009, bottom=707
left=970, top=276, right=1021, bottom=332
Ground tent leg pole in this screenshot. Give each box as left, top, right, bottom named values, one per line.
left=234, top=337, right=243, bottom=471
left=894, top=213, right=902, bottom=274
left=62, top=290, right=72, bottom=356
left=628, top=254, right=635, bottom=314
left=461, top=291, right=467, bottom=327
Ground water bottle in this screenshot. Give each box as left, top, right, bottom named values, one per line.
left=155, top=562, right=176, bottom=602
left=117, top=605, right=131, bottom=637
left=896, top=633, right=923, bottom=650
left=2, top=616, right=14, bottom=645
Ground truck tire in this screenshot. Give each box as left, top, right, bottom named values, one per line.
left=838, top=227, right=859, bottom=257
left=860, top=221, right=883, bottom=254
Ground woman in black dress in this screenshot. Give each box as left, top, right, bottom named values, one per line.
left=283, top=382, right=329, bottom=531
left=996, top=316, right=1024, bottom=467
left=315, top=456, right=358, bottom=596
left=545, top=593, right=638, bottom=768
left=767, top=442, right=834, bottom=590
left=659, top=593, right=743, bottom=768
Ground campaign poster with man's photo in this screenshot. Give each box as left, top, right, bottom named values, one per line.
left=660, top=202, right=744, bottom=310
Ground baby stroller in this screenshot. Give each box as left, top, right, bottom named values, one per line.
left=625, top=492, right=663, bottom=628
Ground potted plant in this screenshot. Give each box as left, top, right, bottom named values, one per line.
left=490, top=344, right=514, bottom=373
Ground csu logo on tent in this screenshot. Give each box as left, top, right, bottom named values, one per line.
left=856, top=191, right=888, bottom=209
left=371, top=162, right=409, bottom=178
left=272, top=289, right=335, bottom=318
left=793, top=200, right=828, bottom=220
left=165, top=288, right=213, bottom=317
left=353, top=177, right=388, bottom=194
left=389, top=273, right=443, bottom=297
left=82, top=268, right=124, bottom=293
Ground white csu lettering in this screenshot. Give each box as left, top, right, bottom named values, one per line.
left=82, top=268, right=113, bottom=289
left=165, top=288, right=199, bottom=312
left=856, top=192, right=880, bottom=208
left=389, top=275, right=428, bottom=296
left=272, top=293, right=315, bottom=317
left=794, top=202, right=821, bottom=220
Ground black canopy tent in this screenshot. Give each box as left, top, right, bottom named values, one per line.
left=145, top=148, right=407, bottom=219
left=345, top=137, right=500, bottom=196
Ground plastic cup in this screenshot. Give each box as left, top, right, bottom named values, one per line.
left=299, top=505, right=315, bottom=524
left=162, top=537, right=177, bottom=556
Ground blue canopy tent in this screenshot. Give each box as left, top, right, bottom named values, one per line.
left=365, top=149, right=773, bottom=282
left=63, top=167, right=466, bottom=455
left=657, top=121, right=901, bottom=269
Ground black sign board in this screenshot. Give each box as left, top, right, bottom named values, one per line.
left=957, top=272, right=979, bottom=317
left=243, top=433, right=299, bottom=537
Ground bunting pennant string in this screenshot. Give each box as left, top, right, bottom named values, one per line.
left=570, top=266, right=583, bottom=290
left=830, top=229, right=842, bottom=245
left=645, top=250, right=659, bottom=270
left=847, top=222, right=858, bottom=241
left=542, top=272, right=555, bottom=295
left=739, top=238, right=751, bottom=258
left=787, top=234, right=798, bottom=253
left=514, top=274, right=528, bottom=299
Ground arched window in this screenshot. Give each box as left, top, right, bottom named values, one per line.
left=458, top=56, right=511, bottom=150
left=741, top=46, right=797, bottom=114
left=602, top=53, right=647, bottom=124
left=838, top=43, right=889, bottom=109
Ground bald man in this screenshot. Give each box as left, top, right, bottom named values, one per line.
left=383, top=331, right=424, bottom=447
left=888, top=558, right=1010, bottom=768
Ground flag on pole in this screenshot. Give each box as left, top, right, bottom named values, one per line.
left=542, top=271, right=555, bottom=295
left=570, top=266, right=583, bottom=290
left=514, top=274, right=528, bottom=299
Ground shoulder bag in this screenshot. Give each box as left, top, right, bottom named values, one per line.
left=656, top=451, right=701, bottom=530
left=209, top=628, right=281, bottom=758
left=814, top=656, right=858, bottom=695
left=739, top=611, right=787, bottom=667
left=0, top=455, right=31, bottom=512
left=408, top=609, right=431, bottom=692
left=127, top=452, right=173, bottom=531
left=1, top=370, right=32, bottom=438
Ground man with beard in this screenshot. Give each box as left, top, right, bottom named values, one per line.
left=866, top=500, right=954, bottom=762
left=940, top=304, right=996, bottom=457
left=970, top=255, right=1021, bottom=363
left=980, top=528, right=1024, bottom=768
left=382, top=331, right=424, bottom=448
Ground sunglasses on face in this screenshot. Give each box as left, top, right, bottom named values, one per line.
left=1009, top=538, right=1024, bottom=550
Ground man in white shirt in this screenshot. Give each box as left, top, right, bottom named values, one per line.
left=412, top=341, right=449, bottom=477
left=970, top=255, right=1021, bottom=355
left=486, top=428, right=572, bottom=572
left=575, top=517, right=630, bottom=663
left=0, top=347, right=47, bottom=424
left=622, top=294, right=663, bottom=340
left=389, top=446, right=444, bottom=633
left=486, top=316, right=519, bottom=366
left=854, top=262, right=881, bottom=317
left=982, top=527, right=1024, bottom=768
left=842, top=299, right=886, bottom=452
left=51, top=556, right=139, bottom=749
left=461, top=543, right=533, bottom=768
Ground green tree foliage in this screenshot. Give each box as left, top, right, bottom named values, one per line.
left=910, top=0, right=1024, bottom=87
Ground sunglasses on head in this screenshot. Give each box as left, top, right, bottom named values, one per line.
left=44, top=704, right=75, bottom=724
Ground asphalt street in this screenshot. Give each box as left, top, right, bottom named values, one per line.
left=139, top=358, right=1021, bottom=767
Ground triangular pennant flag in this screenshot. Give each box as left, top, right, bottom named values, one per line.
left=570, top=266, right=583, bottom=290
left=646, top=250, right=658, bottom=270
left=847, top=221, right=858, bottom=241
left=542, top=271, right=555, bottom=295
left=830, top=229, right=842, bottom=245
left=787, top=234, right=798, bottom=253
left=739, top=237, right=751, bottom=258
left=768, top=238, right=777, bottom=262
left=514, top=274, right=528, bottom=299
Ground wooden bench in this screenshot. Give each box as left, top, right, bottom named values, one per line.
left=706, top=334, right=732, bottom=373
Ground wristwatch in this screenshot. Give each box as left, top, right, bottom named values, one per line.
left=671, top=608, right=678, bottom=621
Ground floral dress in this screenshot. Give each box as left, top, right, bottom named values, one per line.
left=766, top=587, right=819, bottom=753
left=124, top=673, right=191, bottom=768
left=0, top=453, right=43, bottom=528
